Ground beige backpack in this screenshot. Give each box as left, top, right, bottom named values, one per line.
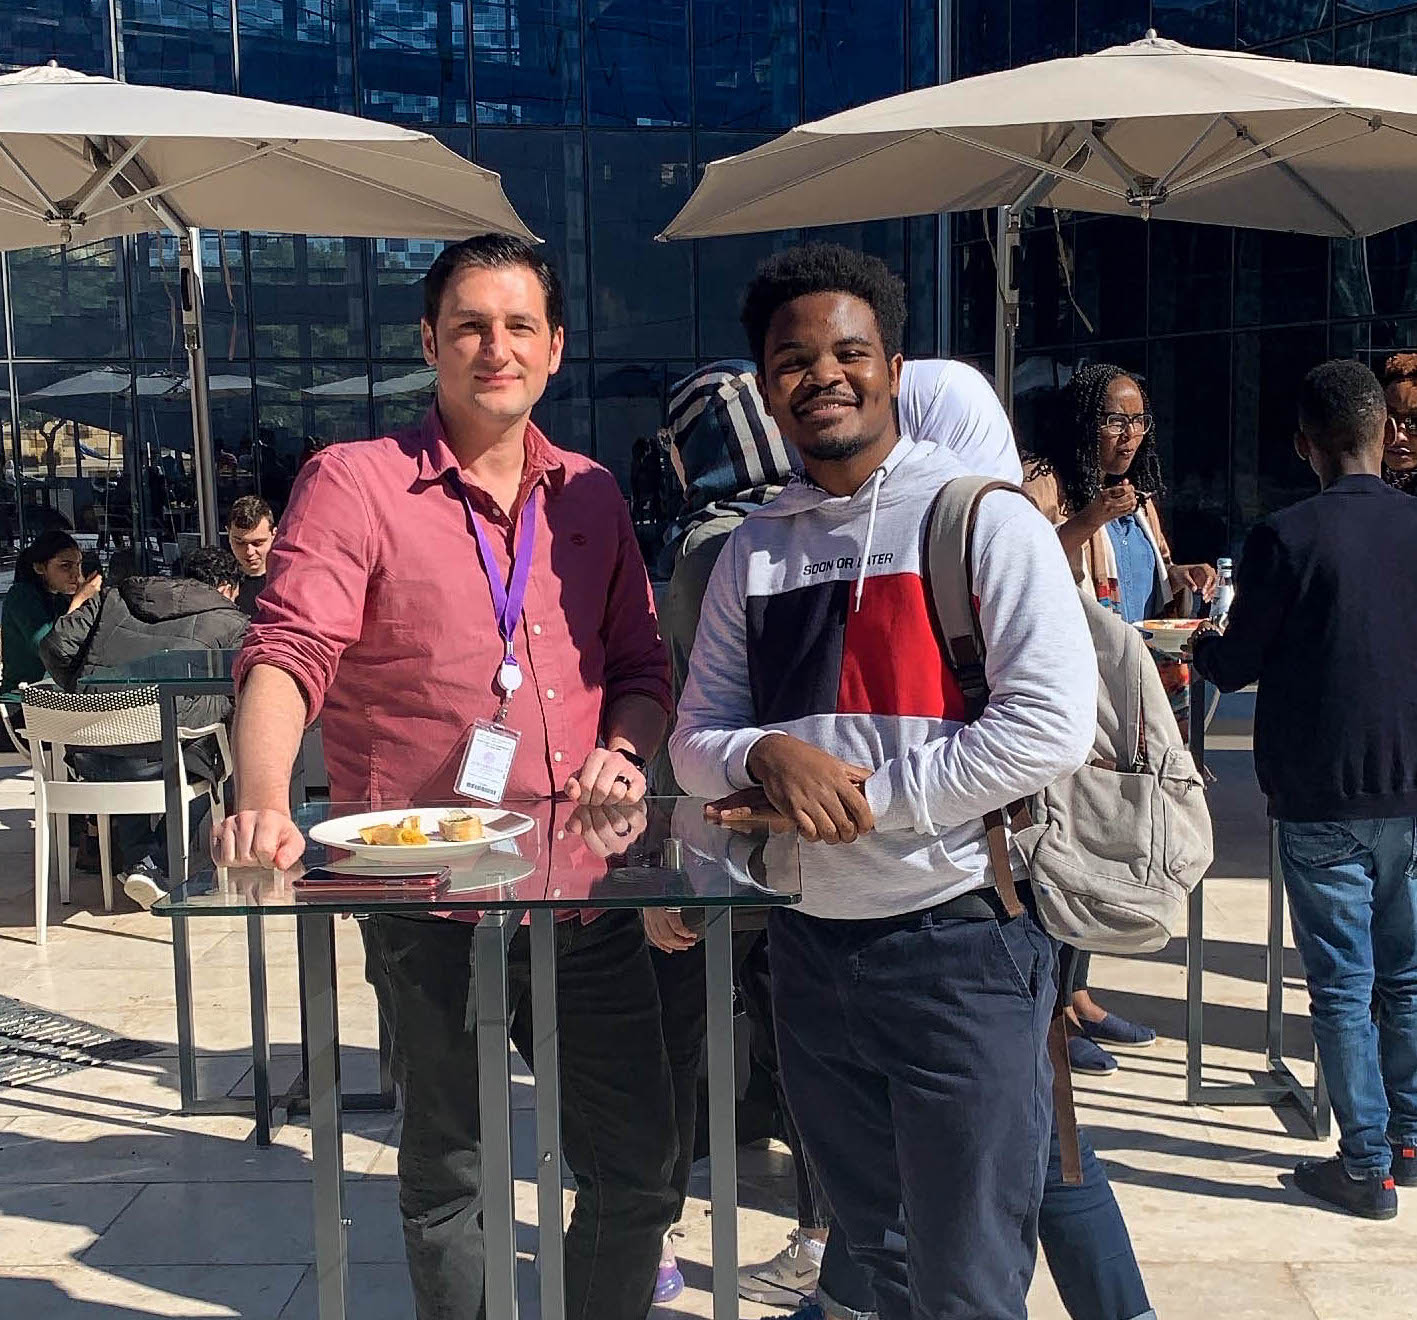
left=926, top=476, right=1213, bottom=955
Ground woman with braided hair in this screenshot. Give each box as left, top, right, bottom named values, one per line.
left=1380, top=353, right=1417, bottom=494
left=1023, top=362, right=1217, bottom=1076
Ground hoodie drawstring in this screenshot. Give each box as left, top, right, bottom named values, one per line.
left=855, top=467, right=886, bottom=613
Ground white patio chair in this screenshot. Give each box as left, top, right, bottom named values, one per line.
left=19, top=683, right=230, bottom=944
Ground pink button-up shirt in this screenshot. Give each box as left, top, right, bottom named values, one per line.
left=234, top=407, right=671, bottom=807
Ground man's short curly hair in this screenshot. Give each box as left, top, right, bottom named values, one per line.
left=740, top=242, right=907, bottom=372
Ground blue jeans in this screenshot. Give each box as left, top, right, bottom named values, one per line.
left=1277, top=817, right=1417, bottom=1177
left=815, top=1125, right=1154, bottom=1320
left=769, top=903, right=1056, bottom=1320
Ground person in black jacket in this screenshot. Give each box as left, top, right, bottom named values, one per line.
left=1191, top=359, right=1417, bottom=1222
left=40, top=547, right=248, bottom=909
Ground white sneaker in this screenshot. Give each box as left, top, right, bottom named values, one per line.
left=122, top=865, right=166, bottom=910
left=738, top=1228, right=824, bottom=1307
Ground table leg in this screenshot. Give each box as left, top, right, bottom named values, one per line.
left=1185, top=881, right=1205, bottom=1105
left=161, top=692, right=199, bottom=1110
left=247, top=913, right=273, bottom=1147
left=530, top=909, right=565, bottom=1320
left=705, top=908, right=739, bottom=1320
left=299, top=912, right=348, bottom=1320
left=475, top=910, right=520, bottom=1320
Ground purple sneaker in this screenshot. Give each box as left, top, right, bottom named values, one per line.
left=653, top=1260, right=685, bottom=1304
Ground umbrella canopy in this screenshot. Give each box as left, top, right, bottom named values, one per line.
left=0, top=63, right=535, bottom=248
left=662, top=33, right=1417, bottom=241
left=301, top=368, right=437, bottom=399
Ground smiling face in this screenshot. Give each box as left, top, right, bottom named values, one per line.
left=422, top=262, right=564, bottom=427
left=1385, top=379, right=1417, bottom=473
left=757, top=291, right=902, bottom=480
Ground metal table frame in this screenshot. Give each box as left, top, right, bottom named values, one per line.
left=1185, top=675, right=1331, bottom=1136
left=300, top=900, right=745, bottom=1320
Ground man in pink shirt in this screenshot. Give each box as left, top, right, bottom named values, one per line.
left=212, top=235, right=678, bottom=1320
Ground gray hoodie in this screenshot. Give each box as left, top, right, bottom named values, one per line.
left=669, top=433, right=1097, bottom=921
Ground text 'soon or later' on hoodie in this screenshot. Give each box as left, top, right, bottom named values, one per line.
left=669, top=435, right=1098, bottom=921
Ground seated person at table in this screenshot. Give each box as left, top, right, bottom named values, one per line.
left=2, top=529, right=84, bottom=689
left=226, top=495, right=276, bottom=617
left=40, top=547, right=248, bottom=908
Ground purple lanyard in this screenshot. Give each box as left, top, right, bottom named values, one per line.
left=453, top=480, right=539, bottom=696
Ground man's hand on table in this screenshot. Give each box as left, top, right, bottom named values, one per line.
left=744, top=734, right=875, bottom=845
left=566, top=800, right=649, bottom=859
left=565, top=746, right=647, bottom=806
left=211, top=809, right=306, bottom=871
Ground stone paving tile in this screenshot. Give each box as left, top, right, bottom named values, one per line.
left=0, top=1263, right=307, bottom=1318
left=0, top=1182, right=143, bottom=1265
left=1291, top=1263, right=1417, bottom=1320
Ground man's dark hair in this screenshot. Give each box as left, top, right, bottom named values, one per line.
left=1297, top=359, right=1387, bottom=457
left=180, top=547, right=243, bottom=592
left=740, top=242, right=907, bottom=373
left=227, top=495, right=274, bottom=532
left=422, top=234, right=564, bottom=335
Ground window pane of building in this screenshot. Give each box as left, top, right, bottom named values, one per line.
left=804, top=1, right=904, bottom=118
left=476, top=129, right=590, bottom=358
left=595, top=362, right=665, bottom=490
left=254, top=364, right=372, bottom=513
left=534, top=360, right=593, bottom=457
left=237, top=0, right=355, bottom=112
left=373, top=361, right=437, bottom=435
left=123, top=0, right=235, bottom=91
left=1013, top=351, right=1074, bottom=457
left=1077, top=0, right=1150, bottom=54
left=1149, top=222, right=1232, bottom=335
left=906, top=215, right=939, bottom=357
left=1072, top=215, right=1148, bottom=344
left=1011, top=0, right=1076, bottom=64
left=131, top=231, right=249, bottom=364
left=473, top=0, right=581, bottom=125
left=692, top=0, right=800, bottom=130
left=1, top=1, right=110, bottom=73
left=371, top=240, right=444, bottom=361
left=1336, top=11, right=1417, bottom=69
left=952, top=238, right=998, bottom=360
left=1147, top=333, right=1231, bottom=564
left=17, top=363, right=135, bottom=545
left=1258, top=29, right=1335, bottom=58
left=588, top=133, right=693, bottom=358
left=1238, top=0, right=1332, bottom=47
left=1152, top=1, right=1237, bottom=47
left=1234, top=230, right=1328, bottom=327
left=910, top=0, right=938, bottom=87
left=1017, top=220, right=1076, bottom=351
left=1337, top=2, right=1416, bottom=20
left=1332, top=222, right=1417, bottom=320
left=9, top=241, right=128, bottom=361
left=249, top=235, right=366, bottom=359
left=358, top=0, right=469, bottom=126
left=585, top=2, right=690, bottom=126
left=955, top=0, right=1009, bottom=76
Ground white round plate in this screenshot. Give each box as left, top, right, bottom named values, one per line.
left=309, top=807, right=536, bottom=863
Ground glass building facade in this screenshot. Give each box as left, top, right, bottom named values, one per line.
left=952, top=0, right=1417, bottom=563
left=0, top=1, right=941, bottom=564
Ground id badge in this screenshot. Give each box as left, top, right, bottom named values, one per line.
left=456, top=719, right=522, bottom=804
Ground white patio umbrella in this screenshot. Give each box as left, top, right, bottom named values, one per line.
left=0, top=62, right=533, bottom=540
left=301, top=367, right=437, bottom=399
left=662, top=32, right=1417, bottom=404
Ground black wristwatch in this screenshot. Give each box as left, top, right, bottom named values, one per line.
left=617, top=749, right=647, bottom=772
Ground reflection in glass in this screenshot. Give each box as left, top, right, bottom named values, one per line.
left=532, top=361, right=593, bottom=458
left=952, top=239, right=998, bottom=359
left=1237, top=0, right=1331, bottom=47
left=476, top=129, right=590, bottom=357
left=254, top=365, right=372, bottom=515
left=357, top=0, right=469, bottom=125
left=372, top=239, right=445, bottom=360
left=1072, top=216, right=1148, bottom=343
left=249, top=235, right=366, bottom=359
left=804, top=0, right=904, bottom=118
left=955, top=0, right=1009, bottom=76
left=1151, top=1, right=1237, bottom=48
left=238, top=0, right=356, bottom=112
left=1077, top=0, right=1150, bottom=54
left=595, top=363, right=666, bottom=491
left=692, top=0, right=799, bottom=130
left=588, top=133, right=693, bottom=358
left=473, top=0, right=581, bottom=124
left=131, top=231, right=249, bottom=364
left=1337, top=11, right=1417, bottom=71
left=1016, top=220, right=1075, bottom=351
left=1332, top=221, right=1417, bottom=320
left=585, top=2, right=690, bottom=126
left=910, top=0, right=938, bottom=87
left=123, top=0, right=235, bottom=91
left=1149, top=222, right=1232, bottom=335
left=907, top=216, right=940, bottom=357
left=9, top=241, right=127, bottom=361
left=1234, top=230, right=1328, bottom=327
left=0, top=2, right=110, bottom=74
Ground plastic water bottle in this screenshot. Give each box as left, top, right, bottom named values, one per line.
left=1210, top=557, right=1234, bottom=624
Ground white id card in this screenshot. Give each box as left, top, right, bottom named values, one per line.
left=456, top=720, right=522, bottom=804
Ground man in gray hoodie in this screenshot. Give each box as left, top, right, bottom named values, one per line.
left=670, top=244, right=1097, bottom=1320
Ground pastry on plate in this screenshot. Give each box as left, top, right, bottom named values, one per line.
left=358, top=814, right=430, bottom=846
left=438, top=809, right=485, bottom=843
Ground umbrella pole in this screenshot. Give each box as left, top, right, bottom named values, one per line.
left=993, top=205, right=1021, bottom=419
left=177, top=229, right=220, bottom=546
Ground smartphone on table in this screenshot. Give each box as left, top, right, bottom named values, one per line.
left=291, top=867, right=451, bottom=902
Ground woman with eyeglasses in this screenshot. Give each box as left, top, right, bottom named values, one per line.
left=1023, top=362, right=1216, bottom=1077
left=1380, top=353, right=1417, bottom=494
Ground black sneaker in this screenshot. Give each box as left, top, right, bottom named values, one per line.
left=1294, top=1156, right=1398, bottom=1220
left=1392, top=1142, right=1417, bottom=1188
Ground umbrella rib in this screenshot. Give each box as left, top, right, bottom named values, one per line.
left=0, top=140, right=61, bottom=215
left=1166, top=112, right=1346, bottom=195
left=81, top=142, right=289, bottom=225
left=64, top=137, right=151, bottom=219
left=933, top=130, right=1131, bottom=203
left=1154, top=115, right=1227, bottom=192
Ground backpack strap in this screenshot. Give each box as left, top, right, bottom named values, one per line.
left=926, top=477, right=1029, bottom=917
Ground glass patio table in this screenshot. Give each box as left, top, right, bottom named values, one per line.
left=156, top=796, right=802, bottom=1320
